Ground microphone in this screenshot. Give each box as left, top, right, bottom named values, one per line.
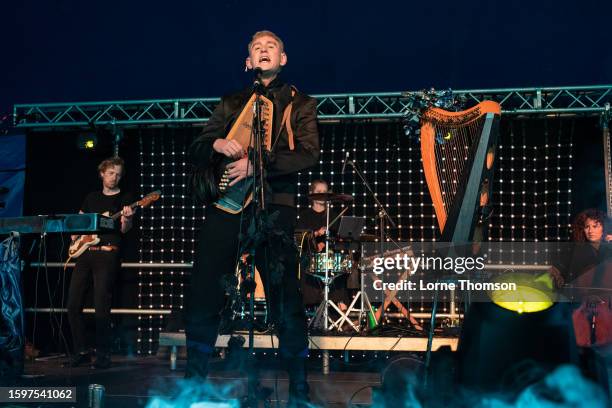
left=253, top=67, right=263, bottom=83
left=341, top=151, right=350, bottom=173
left=252, top=67, right=264, bottom=93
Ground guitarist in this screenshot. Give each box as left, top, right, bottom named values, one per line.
left=187, top=31, right=319, bottom=405
left=66, top=156, right=135, bottom=369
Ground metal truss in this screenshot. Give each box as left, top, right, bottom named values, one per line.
left=13, top=85, right=612, bottom=129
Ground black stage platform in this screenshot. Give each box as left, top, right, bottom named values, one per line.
left=16, top=346, right=612, bottom=408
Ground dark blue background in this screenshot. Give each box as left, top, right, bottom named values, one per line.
left=2, top=0, right=611, bottom=114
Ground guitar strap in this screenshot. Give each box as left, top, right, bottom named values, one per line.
left=272, top=85, right=297, bottom=152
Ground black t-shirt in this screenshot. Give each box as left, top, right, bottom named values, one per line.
left=80, top=190, right=134, bottom=246
left=296, top=207, right=338, bottom=249
left=556, top=242, right=612, bottom=284
left=296, top=207, right=339, bottom=231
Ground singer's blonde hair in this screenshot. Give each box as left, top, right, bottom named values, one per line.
left=248, top=30, right=285, bottom=53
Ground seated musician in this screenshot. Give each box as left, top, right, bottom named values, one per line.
left=297, top=179, right=349, bottom=311
left=549, top=209, right=612, bottom=346
left=549, top=209, right=612, bottom=286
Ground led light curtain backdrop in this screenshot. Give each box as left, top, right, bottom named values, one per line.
left=135, top=117, right=577, bottom=354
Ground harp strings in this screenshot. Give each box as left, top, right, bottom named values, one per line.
left=433, top=116, right=485, bottom=214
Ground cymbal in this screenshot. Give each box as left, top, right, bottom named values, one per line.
left=359, top=234, right=379, bottom=242
left=308, top=192, right=354, bottom=202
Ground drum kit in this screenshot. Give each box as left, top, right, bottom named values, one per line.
left=233, top=188, right=407, bottom=332
left=296, top=191, right=377, bottom=332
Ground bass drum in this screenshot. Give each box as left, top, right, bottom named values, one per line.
left=236, top=260, right=266, bottom=301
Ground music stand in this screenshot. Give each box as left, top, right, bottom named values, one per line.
left=326, top=217, right=365, bottom=331
left=336, top=216, right=365, bottom=241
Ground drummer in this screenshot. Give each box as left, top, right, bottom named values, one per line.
left=297, top=179, right=349, bottom=311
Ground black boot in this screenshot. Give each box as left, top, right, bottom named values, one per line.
left=185, top=347, right=210, bottom=380
left=64, top=351, right=90, bottom=368
left=288, top=381, right=310, bottom=408
left=285, top=356, right=310, bottom=407
left=91, top=351, right=111, bottom=370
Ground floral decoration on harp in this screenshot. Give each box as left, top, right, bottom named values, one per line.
left=401, top=88, right=466, bottom=139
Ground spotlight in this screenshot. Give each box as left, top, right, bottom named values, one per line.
left=457, top=301, right=579, bottom=393
left=489, top=272, right=555, bottom=314
left=76, top=132, right=98, bottom=150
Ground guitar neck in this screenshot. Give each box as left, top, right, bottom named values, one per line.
left=109, top=201, right=138, bottom=221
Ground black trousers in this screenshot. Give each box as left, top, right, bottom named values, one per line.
left=185, top=204, right=308, bottom=361
left=67, top=250, right=120, bottom=354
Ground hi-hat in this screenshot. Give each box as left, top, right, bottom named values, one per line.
left=335, top=233, right=378, bottom=242
left=308, top=192, right=354, bottom=202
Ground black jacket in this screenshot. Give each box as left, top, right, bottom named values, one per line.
left=189, top=78, right=320, bottom=207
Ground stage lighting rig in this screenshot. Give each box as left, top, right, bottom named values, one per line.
left=76, top=132, right=98, bottom=150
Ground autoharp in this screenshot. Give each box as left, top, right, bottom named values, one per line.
left=420, top=100, right=501, bottom=242
left=208, top=93, right=273, bottom=214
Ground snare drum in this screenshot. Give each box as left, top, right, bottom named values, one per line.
left=309, top=251, right=352, bottom=276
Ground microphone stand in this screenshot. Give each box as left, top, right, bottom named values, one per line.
left=243, top=74, right=269, bottom=407
left=345, top=155, right=396, bottom=332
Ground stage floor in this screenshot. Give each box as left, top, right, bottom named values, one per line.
left=20, top=354, right=379, bottom=407
left=17, top=346, right=612, bottom=407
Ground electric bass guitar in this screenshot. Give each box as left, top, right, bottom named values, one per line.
left=68, top=190, right=161, bottom=258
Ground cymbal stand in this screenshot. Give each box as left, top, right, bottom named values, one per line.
left=309, top=198, right=357, bottom=331
left=345, top=154, right=397, bottom=330
left=323, top=199, right=331, bottom=330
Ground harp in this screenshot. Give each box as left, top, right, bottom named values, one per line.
left=420, top=100, right=501, bottom=242
left=212, top=93, right=273, bottom=213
